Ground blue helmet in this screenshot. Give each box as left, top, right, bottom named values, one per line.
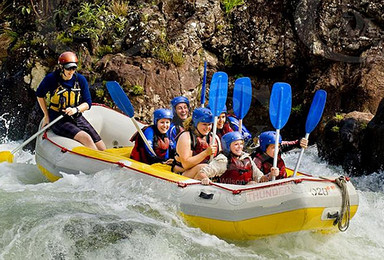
left=171, top=96, right=190, bottom=115
left=221, top=131, right=243, bottom=154
left=153, top=108, right=173, bottom=125
left=259, top=131, right=282, bottom=152
left=192, top=107, right=214, bottom=128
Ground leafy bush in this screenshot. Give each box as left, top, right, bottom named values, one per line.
left=221, top=0, right=245, bottom=14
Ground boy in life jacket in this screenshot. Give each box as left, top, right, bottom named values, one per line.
left=173, top=107, right=218, bottom=178
left=130, top=108, right=173, bottom=165
left=251, top=131, right=308, bottom=181
left=36, top=51, right=106, bottom=151
left=169, top=96, right=190, bottom=154
left=199, top=131, right=264, bottom=185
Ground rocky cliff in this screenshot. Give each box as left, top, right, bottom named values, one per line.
left=0, top=0, right=383, bottom=174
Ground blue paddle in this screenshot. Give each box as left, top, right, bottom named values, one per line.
left=201, top=61, right=207, bottom=107
left=293, top=90, right=327, bottom=176
left=208, top=71, right=228, bottom=160
left=106, top=81, right=156, bottom=156
left=269, top=82, right=292, bottom=180
left=233, top=77, right=252, bottom=133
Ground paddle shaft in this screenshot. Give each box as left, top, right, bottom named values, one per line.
left=293, top=133, right=309, bottom=176
left=11, top=115, right=64, bottom=154
left=201, top=61, right=207, bottom=107
left=131, top=117, right=156, bottom=156
left=210, top=116, right=218, bottom=161
left=238, top=119, right=243, bottom=134
left=271, top=129, right=282, bottom=181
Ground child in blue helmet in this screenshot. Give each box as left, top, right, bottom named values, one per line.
left=130, top=108, right=174, bottom=165
left=172, top=107, right=218, bottom=178
left=198, top=131, right=264, bottom=185
left=251, top=131, right=308, bottom=180
left=169, top=96, right=190, bottom=153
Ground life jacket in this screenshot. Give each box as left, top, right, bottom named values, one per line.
left=130, top=126, right=170, bottom=164
left=190, top=131, right=217, bottom=163
left=173, top=124, right=184, bottom=137
left=218, top=155, right=253, bottom=185
left=49, top=73, right=81, bottom=112
left=217, top=121, right=233, bottom=140
left=173, top=130, right=216, bottom=169
left=252, top=148, right=287, bottom=179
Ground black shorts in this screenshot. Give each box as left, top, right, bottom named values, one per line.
left=51, top=114, right=102, bottom=143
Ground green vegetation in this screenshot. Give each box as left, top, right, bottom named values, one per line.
left=334, top=113, right=344, bottom=122
left=130, top=85, right=144, bottom=95
left=152, top=45, right=185, bottom=67
left=221, top=0, right=245, bottom=13
left=96, top=88, right=105, bottom=98
left=96, top=45, right=114, bottom=57
left=331, top=126, right=340, bottom=133
left=109, top=0, right=130, bottom=17
left=292, top=104, right=302, bottom=113
left=54, top=2, right=129, bottom=48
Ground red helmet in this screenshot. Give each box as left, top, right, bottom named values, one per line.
left=58, top=51, right=78, bottom=68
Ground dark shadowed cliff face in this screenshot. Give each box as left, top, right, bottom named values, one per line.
left=0, top=0, right=383, bottom=174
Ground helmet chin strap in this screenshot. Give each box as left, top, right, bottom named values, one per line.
left=193, top=126, right=204, bottom=138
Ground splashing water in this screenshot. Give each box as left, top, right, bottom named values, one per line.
left=0, top=113, right=11, bottom=142
left=0, top=144, right=383, bottom=259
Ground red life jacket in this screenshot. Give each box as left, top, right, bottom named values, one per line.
left=130, top=126, right=170, bottom=164
left=252, top=149, right=287, bottom=179
left=173, top=130, right=216, bottom=167
left=190, top=131, right=216, bottom=163
left=217, top=121, right=234, bottom=140
left=218, top=155, right=254, bottom=185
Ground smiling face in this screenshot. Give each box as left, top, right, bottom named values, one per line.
left=175, top=103, right=189, bottom=121
left=157, top=118, right=171, bottom=134
left=230, top=140, right=244, bottom=156
left=196, top=122, right=212, bottom=136
left=217, top=113, right=226, bottom=129
left=62, top=67, right=77, bottom=80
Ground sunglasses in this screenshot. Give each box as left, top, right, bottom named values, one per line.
left=65, top=67, right=77, bottom=71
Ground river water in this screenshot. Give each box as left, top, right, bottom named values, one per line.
left=0, top=140, right=383, bottom=260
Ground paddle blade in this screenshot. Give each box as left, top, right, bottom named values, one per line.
left=233, top=77, right=252, bottom=119
left=0, top=151, right=14, bottom=163
left=269, top=82, right=292, bottom=129
left=106, top=81, right=135, bottom=117
left=208, top=72, right=228, bottom=116
left=305, top=90, right=327, bottom=133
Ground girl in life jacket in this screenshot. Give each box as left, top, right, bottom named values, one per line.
left=169, top=96, right=190, bottom=154
left=173, top=107, right=218, bottom=179
left=130, top=109, right=174, bottom=165
left=199, top=131, right=264, bottom=185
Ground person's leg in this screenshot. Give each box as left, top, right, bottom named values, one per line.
left=75, top=115, right=105, bottom=150
left=95, top=140, right=106, bottom=151
left=182, top=164, right=207, bottom=179
left=73, top=131, right=97, bottom=150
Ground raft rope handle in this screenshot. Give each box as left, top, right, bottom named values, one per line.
left=335, top=176, right=351, bottom=232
